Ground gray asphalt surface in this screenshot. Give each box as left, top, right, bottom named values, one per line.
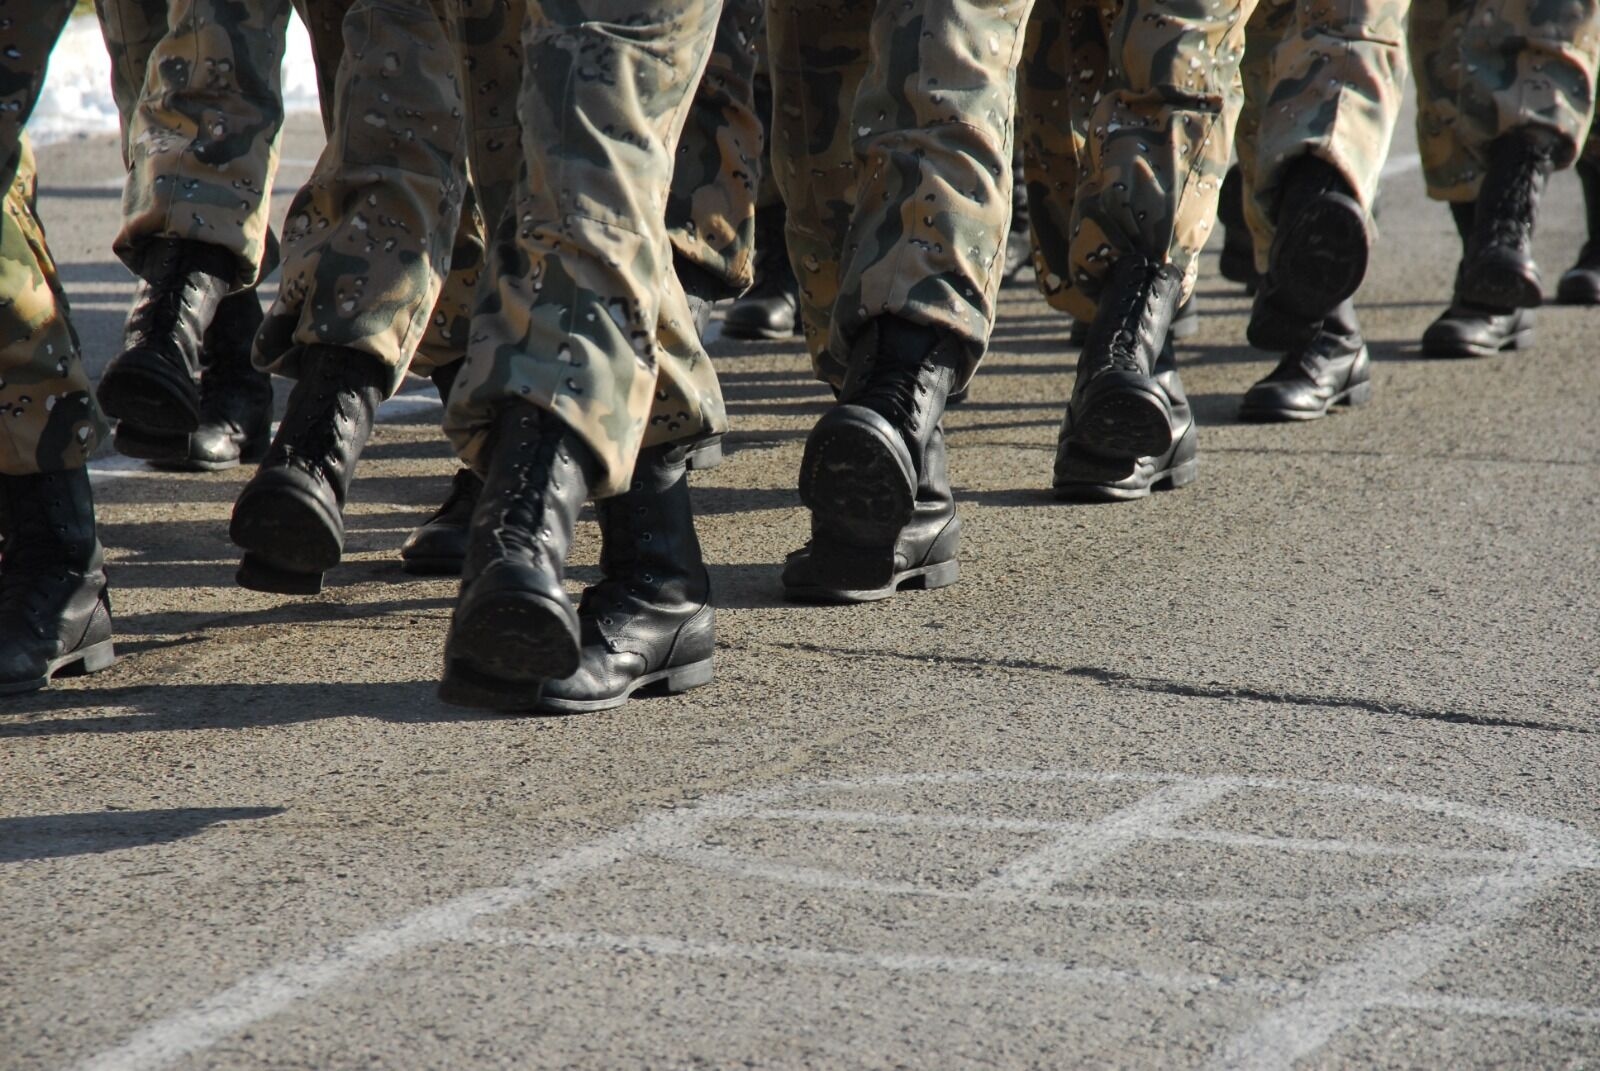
left=3, top=102, right=1599, bottom=1071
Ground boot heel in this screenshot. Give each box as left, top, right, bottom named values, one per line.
left=53, top=640, right=117, bottom=679
left=905, top=559, right=960, bottom=592
left=661, top=657, right=714, bottom=695
left=1161, top=457, right=1199, bottom=490
left=237, top=553, right=325, bottom=595
left=439, top=659, right=544, bottom=712
left=810, top=537, right=896, bottom=591
left=1341, top=381, right=1374, bottom=407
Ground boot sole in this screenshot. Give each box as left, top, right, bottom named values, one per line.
left=535, top=656, right=715, bottom=715
left=1238, top=379, right=1374, bottom=423
left=1271, top=193, right=1369, bottom=319
left=1557, top=275, right=1600, bottom=305
left=1069, top=384, right=1175, bottom=460
left=123, top=431, right=271, bottom=473
left=97, top=351, right=202, bottom=433
left=446, top=588, right=580, bottom=688
left=1459, top=253, right=1543, bottom=312
left=799, top=408, right=917, bottom=547
left=230, top=481, right=345, bottom=593
left=783, top=557, right=959, bottom=605
left=0, top=639, right=117, bottom=695
left=1421, top=325, right=1535, bottom=360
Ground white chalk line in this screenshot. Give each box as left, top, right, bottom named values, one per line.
left=66, top=771, right=1600, bottom=1071
left=461, top=926, right=1600, bottom=1030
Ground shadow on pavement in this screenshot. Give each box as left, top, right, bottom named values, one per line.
left=0, top=807, right=285, bottom=863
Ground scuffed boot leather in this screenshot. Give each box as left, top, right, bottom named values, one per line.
left=0, top=468, right=115, bottom=694
left=1241, top=299, right=1372, bottom=421
left=1459, top=127, right=1555, bottom=311
left=1424, top=202, right=1537, bottom=358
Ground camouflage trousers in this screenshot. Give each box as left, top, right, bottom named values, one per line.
left=0, top=2, right=110, bottom=476
left=1019, top=0, right=1257, bottom=324
left=442, top=0, right=736, bottom=499
left=769, top=0, right=1034, bottom=389
left=1411, top=0, right=1600, bottom=202
left=1236, top=0, right=1409, bottom=274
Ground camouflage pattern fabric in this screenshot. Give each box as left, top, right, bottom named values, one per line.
left=768, top=0, right=1034, bottom=389
left=0, top=1, right=110, bottom=475
left=442, top=0, right=729, bottom=499
left=99, top=0, right=293, bottom=289
left=1236, top=0, right=1409, bottom=273
left=666, top=0, right=764, bottom=298
left=1411, top=0, right=1600, bottom=202
left=252, top=0, right=471, bottom=395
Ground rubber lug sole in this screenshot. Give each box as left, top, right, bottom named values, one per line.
left=535, top=656, right=715, bottom=714
left=97, top=351, right=202, bottom=433
left=1272, top=192, right=1370, bottom=318
left=1069, top=383, right=1175, bottom=460
left=0, top=639, right=117, bottom=695
left=1458, top=253, right=1543, bottom=312
left=799, top=407, right=917, bottom=546
left=447, top=588, right=580, bottom=687
left=784, top=557, right=959, bottom=605
left=1238, top=379, right=1373, bottom=423
left=230, top=481, right=345, bottom=593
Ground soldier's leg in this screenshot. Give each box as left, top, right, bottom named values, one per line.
left=1236, top=0, right=1406, bottom=422
left=94, top=0, right=291, bottom=449
left=0, top=7, right=117, bottom=693
left=1048, top=0, right=1254, bottom=501
left=774, top=0, right=1032, bottom=603
left=94, top=0, right=281, bottom=471
left=1557, top=124, right=1600, bottom=303
left=439, top=0, right=726, bottom=712
left=229, top=0, right=470, bottom=594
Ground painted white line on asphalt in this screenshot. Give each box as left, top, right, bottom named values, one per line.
left=1381, top=152, right=1423, bottom=178
left=975, top=780, right=1228, bottom=893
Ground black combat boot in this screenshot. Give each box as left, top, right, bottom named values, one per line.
left=1557, top=160, right=1600, bottom=305
left=784, top=425, right=959, bottom=602
left=1240, top=298, right=1372, bottom=421
left=229, top=345, right=387, bottom=593
left=1458, top=128, right=1555, bottom=311
left=1064, top=255, right=1183, bottom=462
left=538, top=443, right=714, bottom=713
left=112, top=288, right=273, bottom=471
left=1218, top=164, right=1260, bottom=291
left=723, top=202, right=801, bottom=340
left=0, top=468, right=115, bottom=694
left=439, top=404, right=597, bottom=711
left=1248, top=156, right=1371, bottom=353
left=1423, top=202, right=1536, bottom=358
left=1068, top=295, right=1197, bottom=348
left=1054, top=337, right=1196, bottom=501
left=797, top=317, right=960, bottom=591
left=97, top=238, right=235, bottom=433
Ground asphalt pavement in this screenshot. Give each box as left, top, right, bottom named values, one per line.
left=3, top=107, right=1599, bottom=1070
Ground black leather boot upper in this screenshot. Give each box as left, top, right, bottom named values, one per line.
left=784, top=425, right=960, bottom=603
left=0, top=468, right=114, bottom=693
left=1425, top=201, right=1537, bottom=358
left=440, top=404, right=598, bottom=709
left=1067, top=255, right=1183, bottom=460
left=539, top=443, right=715, bottom=712
left=1241, top=299, right=1372, bottom=420
left=723, top=203, right=801, bottom=340
left=1055, top=338, right=1197, bottom=501
left=98, top=238, right=235, bottom=433
left=1218, top=164, right=1260, bottom=291
left=228, top=345, right=387, bottom=592
left=1249, top=156, right=1371, bottom=352
left=114, top=288, right=274, bottom=470
left=1459, top=128, right=1555, bottom=311
left=799, top=318, right=961, bottom=572
left=1558, top=160, right=1600, bottom=305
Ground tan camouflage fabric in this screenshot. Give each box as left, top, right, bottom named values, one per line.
left=1021, top=0, right=1257, bottom=324
left=252, top=0, right=471, bottom=395
left=442, top=0, right=730, bottom=499
left=1235, top=0, right=1409, bottom=273
left=1411, top=0, right=1600, bottom=202
left=769, top=0, right=1034, bottom=389
left=99, top=0, right=293, bottom=289
left=0, top=1, right=110, bottom=475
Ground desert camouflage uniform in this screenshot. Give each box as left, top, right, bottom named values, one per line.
left=1019, top=0, right=1257, bottom=324
left=0, top=1, right=110, bottom=476
left=1411, top=0, right=1600, bottom=202
left=443, top=0, right=733, bottom=498
left=768, top=0, right=1034, bottom=389
left=1235, top=0, right=1409, bottom=273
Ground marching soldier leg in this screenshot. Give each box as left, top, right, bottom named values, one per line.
left=440, top=0, right=725, bottom=712
left=0, top=8, right=116, bottom=693
left=772, top=0, right=1032, bottom=602
left=1558, top=126, right=1600, bottom=304
left=230, top=0, right=470, bottom=594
